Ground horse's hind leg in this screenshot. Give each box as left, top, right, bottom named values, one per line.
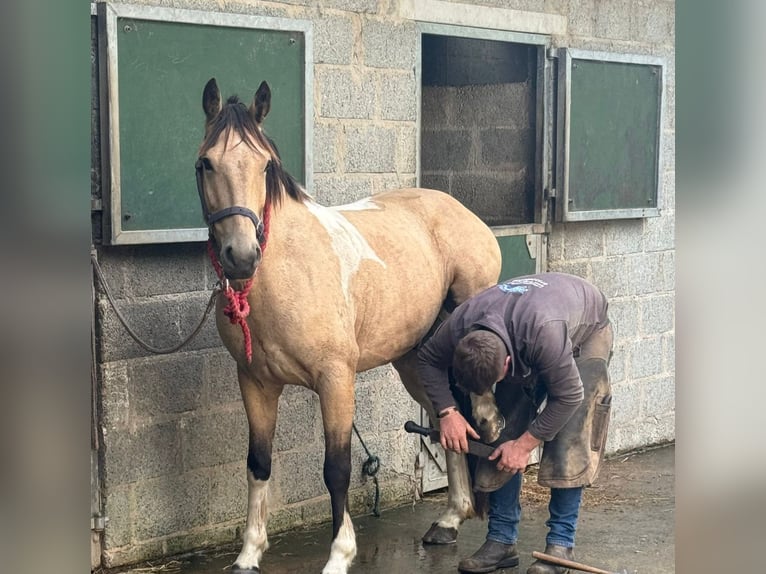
left=232, top=369, right=282, bottom=574
left=393, top=351, right=475, bottom=545
left=317, top=365, right=357, bottom=574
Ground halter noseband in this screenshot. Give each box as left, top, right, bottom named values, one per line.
left=195, top=158, right=266, bottom=243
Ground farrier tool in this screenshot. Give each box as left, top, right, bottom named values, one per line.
left=403, top=421, right=496, bottom=458
left=531, top=551, right=630, bottom=574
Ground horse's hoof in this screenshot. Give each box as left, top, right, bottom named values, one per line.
left=422, top=522, right=458, bottom=545
left=231, top=565, right=260, bottom=574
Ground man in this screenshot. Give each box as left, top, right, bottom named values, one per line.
left=417, top=272, right=614, bottom=574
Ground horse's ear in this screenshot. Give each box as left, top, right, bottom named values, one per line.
left=203, top=78, right=222, bottom=123
left=250, top=81, right=271, bottom=124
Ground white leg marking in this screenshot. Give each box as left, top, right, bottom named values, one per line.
left=234, top=474, right=269, bottom=570
left=437, top=450, right=475, bottom=528
left=321, top=511, right=357, bottom=574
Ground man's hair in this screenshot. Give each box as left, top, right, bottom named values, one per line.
left=452, top=330, right=507, bottom=395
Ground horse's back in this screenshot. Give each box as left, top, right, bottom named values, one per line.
left=336, top=188, right=501, bottom=369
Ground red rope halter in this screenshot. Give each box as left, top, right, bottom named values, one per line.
left=207, top=201, right=271, bottom=363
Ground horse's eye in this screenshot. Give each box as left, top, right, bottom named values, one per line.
left=200, top=157, right=213, bottom=172
left=263, top=160, right=271, bottom=173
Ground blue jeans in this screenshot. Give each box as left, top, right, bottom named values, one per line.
left=487, top=472, right=583, bottom=548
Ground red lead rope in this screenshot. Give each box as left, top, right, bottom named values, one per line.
left=206, top=201, right=271, bottom=363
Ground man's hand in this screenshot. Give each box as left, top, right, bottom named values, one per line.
left=488, top=431, right=541, bottom=474
left=439, top=409, right=480, bottom=454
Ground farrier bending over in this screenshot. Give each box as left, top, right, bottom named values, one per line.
left=417, top=272, right=614, bottom=574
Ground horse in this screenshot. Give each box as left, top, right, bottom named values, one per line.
left=195, top=78, right=503, bottom=574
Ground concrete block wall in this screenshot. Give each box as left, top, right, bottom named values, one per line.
left=92, top=0, right=675, bottom=568
left=546, top=0, right=676, bottom=453
left=421, top=82, right=536, bottom=226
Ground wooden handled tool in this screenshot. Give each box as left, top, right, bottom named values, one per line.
left=531, top=551, right=629, bottom=574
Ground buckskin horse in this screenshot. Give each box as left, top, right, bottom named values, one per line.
left=195, top=78, right=502, bottom=574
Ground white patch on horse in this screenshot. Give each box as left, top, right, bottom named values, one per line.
left=439, top=450, right=475, bottom=528
left=234, top=475, right=269, bottom=570
left=336, top=197, right=381, bottom=211
left=305, top=201, right=386, bottom=300
left=321, top=511, right=357, bottom=574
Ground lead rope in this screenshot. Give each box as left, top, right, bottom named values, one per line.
left=206, top=201, right=272, bottom=364
left=352, top=423, right=381, bottom=517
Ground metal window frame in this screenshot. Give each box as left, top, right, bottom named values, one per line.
left=95, top=2, right=313, bottom=244
left=415, top=23, right=553, bottom=228
left=556, top=48, right=666, bottom=221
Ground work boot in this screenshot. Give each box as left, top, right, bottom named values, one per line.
left=526, top=543, right=574, bottom=574
left=458, top=540, right=519, bottom=573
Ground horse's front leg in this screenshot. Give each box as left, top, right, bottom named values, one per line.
left=232, top=367, right=282, bottom=574
left=392, top=352, right=475, bottom=545
left=317, top=366, right=357, bottom=574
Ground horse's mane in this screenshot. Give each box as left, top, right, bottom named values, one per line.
left=199, top=95, right=311, bottom=207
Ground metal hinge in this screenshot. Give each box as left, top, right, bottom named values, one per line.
left=91, top=515, right=109, bottom=531
left=546, top=47, right=558, bottom=60
left=91, top=198, right=103, bottom=211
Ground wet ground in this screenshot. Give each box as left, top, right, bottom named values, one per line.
left=117, top=445, right=674, bottom=574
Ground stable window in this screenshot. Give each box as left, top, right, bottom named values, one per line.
left=95, top=3, right=312, bottom=244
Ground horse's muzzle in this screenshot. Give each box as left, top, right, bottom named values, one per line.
left=220, top=242, right=262, bottom=280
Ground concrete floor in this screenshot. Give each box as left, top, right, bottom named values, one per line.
left=119, top=445, right=674, bottom=574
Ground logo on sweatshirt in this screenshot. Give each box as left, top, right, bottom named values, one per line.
left=498, top=284, right=528, bottom=294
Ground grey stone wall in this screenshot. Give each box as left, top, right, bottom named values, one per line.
left=546, top=0, right=676, bottom=454
left=93, top=0, right=675, bottom=568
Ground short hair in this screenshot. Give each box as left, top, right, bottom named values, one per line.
left=452, top=330, right=508, bottom=395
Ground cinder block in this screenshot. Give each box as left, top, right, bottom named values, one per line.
left=362, top=20, right=417, bottom=69
left=610, top=382, right=641, bottom=426
left=322, top=0, right=378, bottom=13
left=625, top=252, right=662, bottom=296
left=345, top=126, right=397, bottom=172
left=313, top=175, right=374, bottom=206
left=313, top=124, right=340, bottom=173
left=130, top=354, right=205, bottom=418
left=662, top=333, right=675, bottom=373
left=628, top=336, right=664, bottom=380
left=133, top=471, right=209, bottom=540
left=95, top=250, right=131, bottom=299
left=103, top=421, right=181, bottom=486
left=374, top=174, right=417, bottom=194
left=480, top=128, right=534, bottom=169
left=661, top=170, right=675, bottom=211
left=181, top=410, right=248, bottom=471
left=422, top=86, right=451, bottom=127
left=595, top=0, right=632, bottom=40
left=272, top=450, right=328, bottom=504
left=100, top=362, right=130, bottom=430
left=659, top=251, right=675, bottom=291
left=548, top=260, right=590, bottom=281
left=451, top=173, right=532, bottom=225
left=591, top=258, right=630, bottom=298
left=209, top=460, right=248, bottom=524
left=567, top=0, right=596, bottom=37
left=98, top=297, right=183, bottom=362
left=643, top=213, right=675, bottom=253
left=640, top=295, right=675, bottom=335
left=608, top=299, right=640, bottom=340
left=315, top=15, right=355, bottom=65
left=122, top=244, right=206, bottom=297
left=102, top=484, right=132, bottom=548
left=607, top=349, right=626, bottom=384
left=420, top=173, right=450, bottom=193
left=205, top=351, right=241, bottom=407
left=179, top=292, right=224, bottom=351
left=563, top=222, right=605, bottom=259
left=604, top=219, right=644, bottom=255
left=274, top=386, right=320, bottom=453
left=420, top=129, right=471, bottom=172
left=632, top=1, right=673, bottom=44
left=396, top=125, right=417, bottom=174
left=452, top=84, right=530, bottom=130
left=643, top=376, right=675, bottom=418
left=318, top=69, right=374, bottom=119
left=379, top=72, right=417, bottom=121
left=662, top=130, right=675, bottom=171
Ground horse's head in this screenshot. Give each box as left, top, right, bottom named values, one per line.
left=196, top=78, right=276, bottom=280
